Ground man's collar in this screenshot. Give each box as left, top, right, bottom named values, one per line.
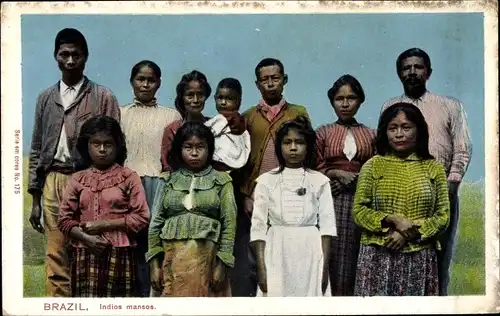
left=60, top=76, right=85, bottom=92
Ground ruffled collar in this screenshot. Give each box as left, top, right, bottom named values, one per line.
left=78, top=164, right=131, bottom=192
left=89, top=163, right=120, bottom=174
left=168, top=166, right=231, bottom=192
left=179, top=166, right=213, bottom=177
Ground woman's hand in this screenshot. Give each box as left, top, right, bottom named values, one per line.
left=257, top=264, right=268, bottom=294
left=321, top=265, right=329, bottom=295
left=150, top=259, right=164, bottom=292
left=384, top=230, right=406, bottom=250
left=326, top=169, right=357, bottom=186
left=211, top=259, right=227, bottom=292
left=251, top=240, right=268, bottom=294
left=83, top=235, right=110, bottom=255
left=386, top=215, right=420, bottom=239
left=80, top=220, right=108, bottom=235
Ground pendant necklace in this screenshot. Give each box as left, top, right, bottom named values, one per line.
left=279, top=168, right=307, bottom=225
left=280, top=169, right=307, bottom=196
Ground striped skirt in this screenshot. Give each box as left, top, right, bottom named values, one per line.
left=354, top=244, right=439, bottom=296
left=72, top=247, right=137, bottom=297
left=329, top=191, right=361, bottom=296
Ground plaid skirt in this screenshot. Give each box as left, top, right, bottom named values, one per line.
left=329, top=191, right=361, bottom=296
left=72, top=246, right=137, bottom=297
left=354, top=244, right=439, bottom=296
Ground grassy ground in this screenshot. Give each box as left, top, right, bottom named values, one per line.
left=21, top=158, right=486, bottom=296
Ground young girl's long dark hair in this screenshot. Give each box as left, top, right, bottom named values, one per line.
left=167, top=121, right=215, bottom=171
left=274, top=116, right=317, bottom=174
left=75, top=115, right=127, bottom=171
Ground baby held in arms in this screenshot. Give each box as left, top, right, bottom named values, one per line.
left=205, top=78, right=250, bottom=172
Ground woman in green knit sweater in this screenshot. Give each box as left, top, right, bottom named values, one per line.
left=353, top=102, right=450, bottom=296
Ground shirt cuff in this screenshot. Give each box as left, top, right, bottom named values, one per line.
left=368, top=212, right=391, bottom=233
left=145, top=246, right=164, bottom=263
left=250, top=230, right=267, bottom=242
left=447, top=172, right=462, bottom=182
left=27, top=186, right=43, bottom=195
left=216, top=251, right=235, bottom=268
left=413, top=220, right=433, bottom=240
left=59, top=221, right=80, bottom=237
left=319, top=227, right=337, bottom=237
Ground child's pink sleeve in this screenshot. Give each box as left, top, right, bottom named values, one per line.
left=58, top=176, right=83, bottom=236
left=123, top=171, right=150, bottom=233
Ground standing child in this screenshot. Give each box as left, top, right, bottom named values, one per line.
left=58, top=116, right=149, bottom=297
left=147, top=122, right=237, bottom=297
left=250, top=116, right=336, bottom=297
left=205, top=78, right=250, bottom=172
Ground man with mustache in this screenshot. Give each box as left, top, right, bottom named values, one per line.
left=28, top=28, right=121, bottom=297
left=381, top=47, right=472, bottom=296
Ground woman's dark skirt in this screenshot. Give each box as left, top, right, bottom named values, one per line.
left=354, top=244, right=439, bottom=296
left=329, top=191, right=361, bottom=296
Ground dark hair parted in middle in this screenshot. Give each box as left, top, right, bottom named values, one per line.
left=376, top=102, right=434, bottom=160
left=274, top=116, right=317, bottom=173
left=54, top=28, right=89, bottom=58
left=327, top=74, right=366, bottom=104
left=75, top=115, right=127, bottom=171
left=129, top=60, right=162, bottom=82
left=216, top=77, right=243, bottom=97
left=254, top=58, right=285, bottom=78
left=167, top=121, right=215, bottom=171
left=175, top=70, right=212, bottom=118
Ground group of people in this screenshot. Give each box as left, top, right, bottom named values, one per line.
left=27, top=28, right=472, bottom=298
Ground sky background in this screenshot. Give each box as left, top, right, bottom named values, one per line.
left=21, top=13, right=484, bottom=181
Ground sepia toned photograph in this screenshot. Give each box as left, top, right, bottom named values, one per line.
left=2, top=1, right=498, bottom=315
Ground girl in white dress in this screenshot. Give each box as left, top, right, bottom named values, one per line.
left=250, top=116, right=337, bottom=297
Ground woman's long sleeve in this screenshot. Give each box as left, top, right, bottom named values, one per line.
left=352, top=160, right=390, bottom=233
left=146, top=179, right=168, bottom=263
left=160, top=124, right=176, bottom=172
left=315, top=126, right=330, bottom=174
left=414, top=164, right=451, bottom=240
left=216, top=182, right=237, bottom=267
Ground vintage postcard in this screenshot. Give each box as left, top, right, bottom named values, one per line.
left=1, top=1, right=498, bottom=315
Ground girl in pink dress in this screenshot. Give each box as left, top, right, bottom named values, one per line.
left=58, top=115, right=150, bottom=297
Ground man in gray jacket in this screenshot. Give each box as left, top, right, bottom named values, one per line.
left=28, top=28, right=120, bottom=297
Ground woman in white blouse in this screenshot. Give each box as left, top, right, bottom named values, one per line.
left=250, top=116, right=336, bottom=297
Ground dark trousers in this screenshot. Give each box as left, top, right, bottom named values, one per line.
left=134, top=176, right=162, bottom=297
left=134, top=229, right=150, bottom=297
left=229, top=214, right=258, bottom=297
left=437, top=193, right=460, bottom=296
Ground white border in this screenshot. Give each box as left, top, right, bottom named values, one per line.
left=1, top=1, right=498, bottom=315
